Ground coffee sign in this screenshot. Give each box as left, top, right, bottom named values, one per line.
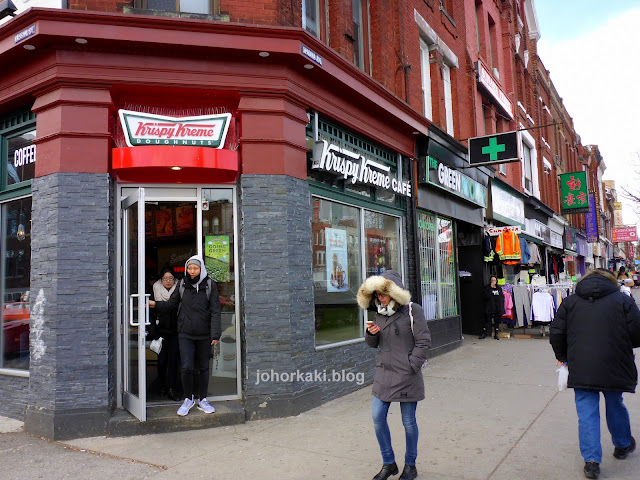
left=119, top=110, right=231, bottom=148
left=311, top=140, right=411, bottom=197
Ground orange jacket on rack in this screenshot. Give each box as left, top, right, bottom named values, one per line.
left=495, top=230, right=522, bottom=264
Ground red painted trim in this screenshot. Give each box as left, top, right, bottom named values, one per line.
left=111, top=146, right=238, bottom=183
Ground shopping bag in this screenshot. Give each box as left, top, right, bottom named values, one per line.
left=556, top=365, right=568, bottom=391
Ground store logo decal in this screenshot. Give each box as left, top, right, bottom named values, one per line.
left=118, top=110, right=231, bottom=148
left=312, top=139, right=411, bottom=197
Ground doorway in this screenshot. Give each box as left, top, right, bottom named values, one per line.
left=117, top=186, right=240, bottom=421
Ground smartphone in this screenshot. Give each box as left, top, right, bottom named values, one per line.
left=365, top=320, right=374, bottom=326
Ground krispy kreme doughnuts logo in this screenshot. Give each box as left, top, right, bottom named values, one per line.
left=119, top=110, right=231, bottom=148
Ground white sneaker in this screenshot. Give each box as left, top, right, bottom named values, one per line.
left=177, top=397, right=195, bottom=416
left=197, top=398, right=215, bottom=414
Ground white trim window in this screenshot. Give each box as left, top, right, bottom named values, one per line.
left=443, top=64, right=454, bottom=135
left=520, top=129, right=539, bottom=198
left=420, top=39, right=432, bottom=120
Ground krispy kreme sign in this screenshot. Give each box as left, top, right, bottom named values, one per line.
left=119, top=110, right=231, bottom=148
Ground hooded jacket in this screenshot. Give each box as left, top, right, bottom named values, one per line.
left=359, top=271, right=431, bottom=402
left=483, top=283, right=505, bottom=316
left=154, top=255, right=222, bottom=341
left=550, top=269, right=640, bottom=392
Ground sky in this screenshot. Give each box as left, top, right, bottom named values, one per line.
left=535, top=0, right=640, bottom=226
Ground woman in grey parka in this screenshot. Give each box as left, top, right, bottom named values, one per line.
left=359, top=271, right=431, bottom=480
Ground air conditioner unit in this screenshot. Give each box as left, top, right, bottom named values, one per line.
left=492, top=67, right=500, bottom=81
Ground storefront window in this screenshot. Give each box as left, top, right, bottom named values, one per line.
left=1, top=197, right=32, bottom=370
left=201, top=188, right=236, bottom=397
left=313, top=197, right=403, bottom=346
left=6, top=130, right=36, bottom=187
left=417, top=210, right=458, bottom=320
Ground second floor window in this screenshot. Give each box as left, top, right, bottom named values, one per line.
left=523, top=142, right=533, bottom=192
left=443, top=64, right=453, bottom=135
left=353, top=0, right=364, bottom=69
left=303, top=0, right=319, bottom=37
left=142, top=0, right=218, bottom=15
left=420, top=39, right=432, bottom=120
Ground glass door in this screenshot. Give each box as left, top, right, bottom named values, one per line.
left=121, top=188, right=149, bottom=421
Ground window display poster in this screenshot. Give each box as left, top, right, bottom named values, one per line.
left=325, top=228, right=349, bottom=292
left=175, top=205, right=195, bottom=234
left=205, top=236, right=231, bottom=283
left=156, top=208, right=174, bottom=237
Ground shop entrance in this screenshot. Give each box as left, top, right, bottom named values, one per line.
left=118, top=186, right=239, bottom=421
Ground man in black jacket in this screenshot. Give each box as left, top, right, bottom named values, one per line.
left=550, top=269, right=640, bottom=479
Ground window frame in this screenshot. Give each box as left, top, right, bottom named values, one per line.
left=311, top=193, right=405, bottom=350
left=442, top=63, right=454, bottom=135
left=135, top=0, right=219, bottom=14
left=0, top=109, right=35, bottom=375
left=420, top=39, right=433, bottom=121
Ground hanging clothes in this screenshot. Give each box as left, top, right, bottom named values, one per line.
left=483, top=234, right=495, bottom=262
left=512, top=284, right=532, bottom=327
left=495, top=230, right=522, bottom=265
left=530, top=290, right=555, bottom=323
left=519, top=237, right=531, bottom=265
left=528, top=242, right=542, bottom=265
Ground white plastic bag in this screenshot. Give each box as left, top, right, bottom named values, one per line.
left=557, top=365, right=568, bottom=391
left=150, top=337, right=163, bottom=355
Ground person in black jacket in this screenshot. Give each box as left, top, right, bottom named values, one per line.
left=150, top=255, right=221, bottom=416
left=480, top=275, right=504, bottom=340
left=550, top=269, right=640, bottom=479
left=149, top=266, right=181, bottom=401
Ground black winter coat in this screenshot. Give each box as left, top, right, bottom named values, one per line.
left=550, top=273, right=640, bottom=393
left=149, top=287, right=178, bottom=340
left=155, top=277, right=222, bottom=341
left=483, top=285, right=505, bottom=316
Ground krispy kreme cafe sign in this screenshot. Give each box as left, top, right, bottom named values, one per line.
left=311, top=139, right=411, bottom=197
left=119, top=110, right=231, bottom=148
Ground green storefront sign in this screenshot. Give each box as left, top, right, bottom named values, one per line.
left=427, top=156, right=487, bottom=207
left=559, top=171, right=589, bottom=214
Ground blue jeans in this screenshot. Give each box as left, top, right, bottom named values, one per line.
left=574, top=389, right=633, bottom=463
left=372, top=396, right=419, bottom=466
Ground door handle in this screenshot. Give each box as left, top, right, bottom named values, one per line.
left=144, top=294, right=151, bottom=326
left=129, top=294, right=140, bottom=327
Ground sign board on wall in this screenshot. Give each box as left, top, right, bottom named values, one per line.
left=559, top=171, right=589, bottom=214
left=585, top=193, right=599, bottom=242
left=486, top=226, right=521, bottom=236
left=476, top=61, right=514, bottom=119
left=612, top=227, right=638, bottom=243
left=325, top=228, right=349, bottom=292
left=312, top=140, right=411, bottom=197
left=424, top=156, right=487, bottom=206
left=614, top=210, right=624, bottom=227
left=119, top=110, right=232, bottom=148
left=490, top=183, right=525, bottom=227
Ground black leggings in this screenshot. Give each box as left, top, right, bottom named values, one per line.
left=178, top=336, right=211, bottom=400
left=484, top=314, right=500, bottom=336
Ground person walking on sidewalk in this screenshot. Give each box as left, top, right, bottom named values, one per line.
left=480, top=275, right=504, bottom=339
left=150, top=255, right=221, bottom=417
left=550, top=268, right=640, bottom=479
left=359, top=271, right=431, bottom=480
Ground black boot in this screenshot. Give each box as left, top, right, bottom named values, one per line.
left=399, top=465, right=418, bottom=480
left=478, top=329, right=487, bottom=340
left=167, top=388, right=180, bottom=401
left=372, top=462, right=398, bottom=480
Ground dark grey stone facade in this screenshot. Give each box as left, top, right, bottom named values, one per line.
left=240, top=174, right=378, bottom=420
left=20, top=173, right=114, bottom=440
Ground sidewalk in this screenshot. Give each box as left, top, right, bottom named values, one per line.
left=3, top=331, right=640, bottom=480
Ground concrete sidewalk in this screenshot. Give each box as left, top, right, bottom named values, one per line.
left=3, top=334, right=640, bottom=479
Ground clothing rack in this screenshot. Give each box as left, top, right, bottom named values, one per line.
left=503, top=282, right=573, bottom=336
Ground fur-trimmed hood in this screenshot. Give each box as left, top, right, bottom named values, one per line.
left=357, top=271, right=411, bottom=310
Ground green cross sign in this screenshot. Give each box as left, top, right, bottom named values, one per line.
left=468, top=131, right=519, bottom=166
left=482, top=137, right=506, bottom=161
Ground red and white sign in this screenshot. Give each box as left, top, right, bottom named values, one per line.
left=487, top=225, right=521, bottom=236
left=119, top=110, right=231, bottom=149
left=477, top=61, right=514, bottom=120
left=612, top=226, right=638, bottom=243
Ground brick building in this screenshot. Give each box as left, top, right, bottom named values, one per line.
left=0, top=0, right=614, bottom=439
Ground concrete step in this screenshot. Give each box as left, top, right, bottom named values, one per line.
left=107, top=400, right=245, bottom=437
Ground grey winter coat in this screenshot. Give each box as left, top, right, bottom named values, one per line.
left=359, top=271, right=431, bottom=402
